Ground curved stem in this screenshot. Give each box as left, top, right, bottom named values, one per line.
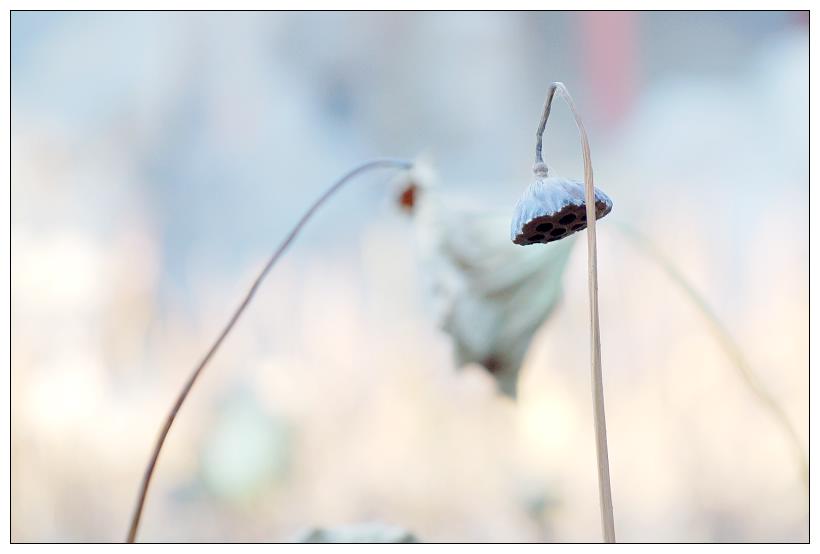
left=538, top=82, right=616, bottom=542
left=535, top=84, right=558, bottom=166
left=614, top=221, right=809, bottom=494
left=126, top=158, right=413, bottom=543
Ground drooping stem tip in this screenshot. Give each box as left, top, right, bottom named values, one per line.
left=126, top=158, right=412, bottom=543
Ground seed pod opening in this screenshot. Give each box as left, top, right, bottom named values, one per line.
left=511, top=166, right=612, bottom=246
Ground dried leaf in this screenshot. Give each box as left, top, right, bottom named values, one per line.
left=412, top=185, right=574, bottom=398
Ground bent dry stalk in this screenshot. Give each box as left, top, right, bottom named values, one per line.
left=511, top=82, right=616, bottom=542
left=126, top=158, right=413, bottom=543
left=615, top=221, right=809, bottom=493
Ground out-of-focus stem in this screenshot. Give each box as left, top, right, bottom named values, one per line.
left=126, top=158, right=413, bottom=543
left=615, top=221, right=808, bottom=493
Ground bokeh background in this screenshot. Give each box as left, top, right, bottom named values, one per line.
left=11, top=11, right=808, bottom=542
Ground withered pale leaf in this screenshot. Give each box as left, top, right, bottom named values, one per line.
left=417, top=199, right=574, bottom=398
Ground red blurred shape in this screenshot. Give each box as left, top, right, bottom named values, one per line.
left=577, top=11, right=640, bottom=130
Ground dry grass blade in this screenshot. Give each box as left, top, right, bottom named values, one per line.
left=615, top=221, right=808, bottom=493
left=126, top=158, right=412, bottom=543
left=537, top=82, right=616, bottom=542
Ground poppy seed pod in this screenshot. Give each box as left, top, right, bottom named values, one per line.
left=510, top=163, right=612, bottom=246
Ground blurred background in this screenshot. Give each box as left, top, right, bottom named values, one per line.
left=11, top=11, right=808, bottom=542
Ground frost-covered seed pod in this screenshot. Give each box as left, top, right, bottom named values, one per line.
left=510, top=163, right=612, bottom=246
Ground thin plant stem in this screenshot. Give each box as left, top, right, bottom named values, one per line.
left=126, top=158, right=413, bottom=543
left=615, top=221, right=809, bottom=493
left=537, top=82, right=616, bottom=543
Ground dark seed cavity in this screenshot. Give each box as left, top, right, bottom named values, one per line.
left=536, top=222, right=553, bottom=232
left=529, top=234, right=545, bottom=242
left=549, top=227, right=566, bottom=237
left=559, top=213, right=577, bottom=225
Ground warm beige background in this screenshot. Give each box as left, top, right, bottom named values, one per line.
left=11, top=11, right=808, bottom=542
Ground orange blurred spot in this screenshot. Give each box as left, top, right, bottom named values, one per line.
left=398, top=183, right=418, bottom=213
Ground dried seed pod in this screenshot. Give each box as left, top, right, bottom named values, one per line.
left=510, top=163, right=612, bottom=246
left=519, top=82, right=616, bottom=542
